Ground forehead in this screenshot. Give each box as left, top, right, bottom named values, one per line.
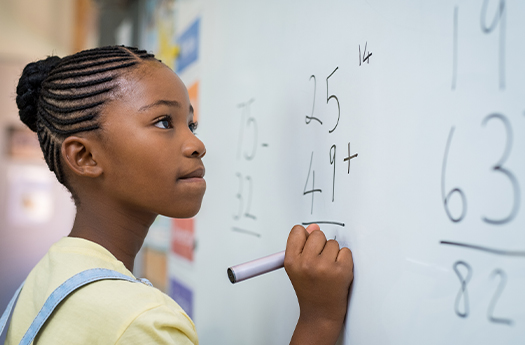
left=117, top=61, right=190, bottom=109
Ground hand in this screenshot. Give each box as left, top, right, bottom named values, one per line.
left=284, top=224, right=354, bottom=345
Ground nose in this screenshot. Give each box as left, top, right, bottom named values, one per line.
left=182, top=132, right=206, bottom=158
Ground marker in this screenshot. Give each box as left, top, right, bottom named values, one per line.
left=227, top=251, right=285, bottom=284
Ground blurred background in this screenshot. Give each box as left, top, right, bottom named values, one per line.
left=0, top=0, right=187, bottom=326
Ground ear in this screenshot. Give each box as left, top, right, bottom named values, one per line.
left=61, top=136, right=103, bottom=178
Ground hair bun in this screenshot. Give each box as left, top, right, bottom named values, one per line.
left=16, top=56, right=62, bottom=132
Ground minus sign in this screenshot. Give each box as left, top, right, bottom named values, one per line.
left=262, top=143, right=269, bottom=147
left=232, top=227, right=262, bottom=237
left=302, top=221, right=345, bottom=227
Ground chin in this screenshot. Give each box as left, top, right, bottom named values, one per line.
left=162, top=201, right=203, bottom=219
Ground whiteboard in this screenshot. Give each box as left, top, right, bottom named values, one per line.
left=169, top=1, right=525, bottom=344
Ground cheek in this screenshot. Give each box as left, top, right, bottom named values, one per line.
left=135, top=152, right=176, bottom=187
left=103, top=130, right=179, bottom=188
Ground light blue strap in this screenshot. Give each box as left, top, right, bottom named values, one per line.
left=0, top=281, right=25, bottom=339
left=18, top=268, right=146, bottom=345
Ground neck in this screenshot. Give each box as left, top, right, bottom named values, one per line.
left=68, top=197, right=157, bottom=272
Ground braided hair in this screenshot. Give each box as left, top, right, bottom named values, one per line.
left=16, top=46, right=157, bottom=187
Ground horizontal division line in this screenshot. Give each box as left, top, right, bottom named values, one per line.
left=232, top=227, right=261, bottom=237
left=302, top=221, right=345, bottom=227
left=440, top=241, right=525, bottom=257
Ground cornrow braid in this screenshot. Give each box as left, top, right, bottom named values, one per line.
left=16, top=45, right=157, bottom=186
left=42, top=76, right=114, bottom=90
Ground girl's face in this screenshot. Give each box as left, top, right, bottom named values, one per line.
left=94, top=61, right=206, bottom=218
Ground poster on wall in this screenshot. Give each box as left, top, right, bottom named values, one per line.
left=145, top=215, right=171, bottom=251
left=6, top=165, right=54, bottom=226
left=171, top=218, right=195, bottom=262
left=142, top=0, right=179, bottom=70
left=176, top=17, right=200, bottom=74
left=6, top=126, right=41, bottom=160
left=142, top=247, right=168, bottom=292
left=187, top=81, right=199, bottom=121
left=140, top=216, right=170, bottom=290
left=169, top=276, right=194, bottom=319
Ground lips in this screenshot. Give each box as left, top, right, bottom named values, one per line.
left=179, top=166, right=205, bottom=180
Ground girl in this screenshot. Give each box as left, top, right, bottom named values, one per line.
left=2, top=46, right=353, bottom=345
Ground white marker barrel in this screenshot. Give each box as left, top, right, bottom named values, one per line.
left=227, top=251, right=285, bottom=284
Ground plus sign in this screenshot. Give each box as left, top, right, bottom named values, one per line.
left=344, top=142, right=358, bottom=174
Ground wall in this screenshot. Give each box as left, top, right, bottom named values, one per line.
left=0, top=0, right=86, bottom=324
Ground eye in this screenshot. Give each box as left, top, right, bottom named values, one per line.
left=154, top=115, right=173, bottom=129
left=189, top=121, right=199, bottom=133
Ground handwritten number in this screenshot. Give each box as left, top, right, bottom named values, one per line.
left=306, top=75, right=322, bottom=125
left=304, top=152, right=322, bottom=214
left=441, top=127, right=467, bottom=222
left=244, top=176, right=256, bottom=220
left=480, top=0, right=504, bottom=35
left=233, top=173, right=243, bottom=220
left=306, top=68, right=340, bottom=133
left=363, top=42, right=371, bottom=63
left=326, top=67, right=340, bottom=133
left=453, top=261, right=472, bottom=318
left=359, top=42, right=372, bottom=66
left=244, top=116, right=258, bottom=160
left=237, top=99, right=257, bottom=160
left=480, top=0, right=506, bottom=89
left=329, top=145, right=336, bottom=202
left=233, top=173, right=256, bottom=221
left=487, top=269, right=513, bottom=326
left=452, top=263, right=513, bottom=324
left=481, top=114, right=520, bottom=224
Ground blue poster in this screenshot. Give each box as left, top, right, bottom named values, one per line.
left=176, top=17, right=200, bottom=73
left=169, top=277, right=194, bottom=319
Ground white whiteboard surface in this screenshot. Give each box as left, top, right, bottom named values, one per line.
left=173, top=1, right=525, bottom=344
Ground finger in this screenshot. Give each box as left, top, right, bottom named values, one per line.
left=336, top=247, right=354, bottom=269
left=285, top=225, right=308, bottom=257
left=305, top=223, right=320, bottom=234
left=320, top=239, right=340, bottom=262
left=302, top=230, right=327, bottom=256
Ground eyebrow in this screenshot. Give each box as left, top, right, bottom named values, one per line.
left=138, top=100, right=195, bottom=116
left=138, top=100, right=182, bottom=112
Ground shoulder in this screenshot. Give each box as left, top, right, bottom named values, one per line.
left=38, top=279, right=198, bottom=344
left=80, top=280, right=198, bottom=344
left=75, top=277, right=185, bottom=318
left=116, top=302, right=199, bottom=345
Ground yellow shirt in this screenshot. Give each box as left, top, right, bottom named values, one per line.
left=5, top=237, right=198, bottom=345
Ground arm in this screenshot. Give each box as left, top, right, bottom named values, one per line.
left=115, top=305, right=198, bottom=345
left=284, top=224, right=354, bottom=345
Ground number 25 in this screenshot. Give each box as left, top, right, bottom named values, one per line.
left=305, top=67, right=341, bottom=133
